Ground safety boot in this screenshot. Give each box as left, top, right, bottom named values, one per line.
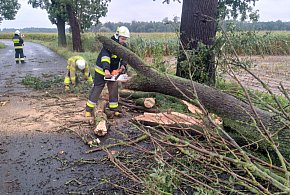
left=64, top=85, right=70, bottom=91
left=85, top=111, right=92, bottom=117
left=105, top=107, right=122, bottom=118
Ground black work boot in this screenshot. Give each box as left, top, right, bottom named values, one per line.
left=106, top=107, right=122, bottom=118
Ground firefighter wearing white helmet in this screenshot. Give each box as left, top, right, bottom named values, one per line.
left=85, top=26, right=130, bottom=118
left=76, top=59, right=86, bottom=70
left=114, top=26, right=130, bottom=39
left=12, top=30, right=26, bottom=64
left=64, top=56, right=93, bottom=91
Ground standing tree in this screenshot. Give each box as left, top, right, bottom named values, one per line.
left=28, top=0, right=67, bottom=47
left=62, top=0, right=109, bottom=52
left=159, top=0, right=258, bottom=85
left=28, top=0, right=109, bottom=51
left=0, top=0, right=20, bottom=23
left=176, top=0, right=218, bottom=85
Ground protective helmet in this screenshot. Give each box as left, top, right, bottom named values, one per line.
left=76, top=59, right=86, bottom=70
left=15, top=30, right=20, bottom=35
left=115, top=26, right=130, bottom=38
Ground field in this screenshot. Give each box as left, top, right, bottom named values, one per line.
left=1, top=31, right=290, bottom=193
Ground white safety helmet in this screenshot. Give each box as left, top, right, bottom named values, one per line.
left=115, top=26, right=130, bottom=38
left=76, top=59, right=86, bottom=70
left=15, top=30, right=20, bottom=35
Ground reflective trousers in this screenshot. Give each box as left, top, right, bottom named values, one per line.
left=15, top=49, right=25, bottom=63
left=85, top=72, right=119, bottom=112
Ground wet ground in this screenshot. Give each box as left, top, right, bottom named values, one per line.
left=0, top=40, right=139, bottom=194
left=224, top=55, right=290, bottom=95
left=0, top=40, right=66, bottom=93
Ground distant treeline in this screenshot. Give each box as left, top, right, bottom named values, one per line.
left=1, top=20, right=290, bottom=33
left=91, top=20, right=180, bottom=33
left=224, top=20, right=290, bottom=31
left=0, top=27, right=58, bottom=33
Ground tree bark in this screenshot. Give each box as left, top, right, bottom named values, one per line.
left=96, top=35, right=290, bottom=160
left=66, top=4, right=83, bottom=52
left=56, top=16, right=67, bottom=47
left=177, top=0, right=218, bottom=85
left=120, top=90, right=158, bottom=99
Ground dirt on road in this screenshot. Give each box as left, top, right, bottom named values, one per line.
left=225, top=55, right=290, bottom=95
left=0, top=40, right=139, bottom=194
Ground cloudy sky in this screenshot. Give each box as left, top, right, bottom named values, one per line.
left=1, top=0, right=289, bottom=29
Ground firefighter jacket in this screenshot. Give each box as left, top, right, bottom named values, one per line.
left=95, top=36, right=128, bottom=76
left=12, top=34, right=24, bottom=49
left=64, top=56, right=93, bottom=85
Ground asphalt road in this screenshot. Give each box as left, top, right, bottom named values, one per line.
left=0, top=39, right=66, bottom=93
left=0, top=40, right=131, bottom=194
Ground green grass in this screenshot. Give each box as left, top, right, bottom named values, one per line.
left=0, top=42, right=5, bottom=49
left=155, top=94, right=189, bottom=113
left=1, top=31, right=289, bottom=56
left=21, top=74, right=64, bottom=90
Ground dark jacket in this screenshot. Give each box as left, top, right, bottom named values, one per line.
left=12, top=34, right=24, bottom=49
left=95, top=36, right=127, bottom=74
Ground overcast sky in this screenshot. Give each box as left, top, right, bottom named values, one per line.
left=1, top=0, right=289, bottom=29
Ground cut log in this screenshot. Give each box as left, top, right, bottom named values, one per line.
left=96, top=35, right=290, bottom=160
left=94, top=119, right=108, bottom=136
left=94, top=100, right=108, bottom=136
left=119, top=100, right=159, bottom=113
left=181, top=100, right=202, bottom=114
left=133, top=112, right=203, bottom=127
left=135, top=98, right=156, bottom=108
left=181, top=100, right=222, bottom=125
left=119, top=89, right=157, bottom=99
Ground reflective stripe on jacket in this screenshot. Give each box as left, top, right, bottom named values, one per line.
left=95, top=36, right=128, bottom=75
left=66, top=56, right=93, bottom=84
left=12, top=34, right=24, bottom=49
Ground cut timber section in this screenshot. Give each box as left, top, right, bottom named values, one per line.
left=94, top=119, right=107, bottom=136
left=181, top=100, right=222, bottom=125
left=93, top=100, right=108, bottom=137
left=133, top=100, right=222, bottom=128
left=135, top=98, right=156, bottom=108
left=133, top=112, right=203, bottom=127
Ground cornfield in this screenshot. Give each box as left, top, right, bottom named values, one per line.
left=1, top=31, right=289, bottom=57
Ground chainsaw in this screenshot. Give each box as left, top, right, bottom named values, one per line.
left=104, top=70, right=128, bottom=82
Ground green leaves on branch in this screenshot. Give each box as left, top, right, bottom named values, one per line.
left=28, top=0, right=110, bottom=31
left=0, top=0, right=20, bottom=23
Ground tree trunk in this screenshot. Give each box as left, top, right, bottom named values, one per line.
left=176, top=0, right=218, bottom=85
left=66, top=4, right=83, bottom=52
left=96, top=35, right=290, bottom=160
left=56, top=16, right=67, bottom=47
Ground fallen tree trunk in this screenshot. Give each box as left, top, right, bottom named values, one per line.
left=96, top=35, right=290, bottom=160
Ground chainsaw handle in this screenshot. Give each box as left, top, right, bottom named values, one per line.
left=114, top=72, right=123, bottom=81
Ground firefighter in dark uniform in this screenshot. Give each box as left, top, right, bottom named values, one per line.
left=12, top=30, right=25, bottom=64
left=85, top=26, right=130, bottom=117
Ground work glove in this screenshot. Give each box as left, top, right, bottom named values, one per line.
left=65, top=85, right=70, bottom=91
left=104, top=69, right=112, bottom=79
left=88, top=80, right=93, bottom=85
left=120, top=65, right=126, bottom=73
